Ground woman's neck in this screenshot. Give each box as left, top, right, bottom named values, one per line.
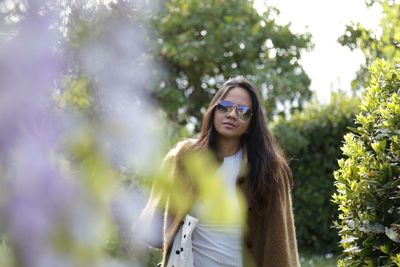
left=216, top=137, right=241, bottom=158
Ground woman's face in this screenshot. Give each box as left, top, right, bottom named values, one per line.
left=213, top=86, right=252, bottom=141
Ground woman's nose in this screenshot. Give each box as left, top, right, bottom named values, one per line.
left=226, top=106, right=238, bottom=119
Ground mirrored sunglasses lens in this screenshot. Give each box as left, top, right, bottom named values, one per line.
left=217, top=103, right=229, bottom=112
left=242, top=111, right=252, bottom=120
left=217, top=100, right=233, bottom=112
left=220, top=100, right=234, bottom=107
left=237, top=108, right=251, bottom=120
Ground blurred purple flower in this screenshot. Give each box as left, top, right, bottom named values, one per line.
left=0, top=0, right=64, bottom=158
left=0, top=1, right=76, bottom=266
left=76, top=10, right=163, bottom=171
left=0, top=1, right=162, bottom=266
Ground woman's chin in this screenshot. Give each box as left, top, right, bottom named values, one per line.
left=217, top=130, right=243, bottom=140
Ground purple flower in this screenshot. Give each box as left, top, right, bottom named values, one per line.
left=0, top=1, right=162, bottom=266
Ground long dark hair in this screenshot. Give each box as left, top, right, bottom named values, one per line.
left=193, top=76, right=292, bottom=210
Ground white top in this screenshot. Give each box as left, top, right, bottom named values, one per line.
left=190, top=148, right=244, bottom=267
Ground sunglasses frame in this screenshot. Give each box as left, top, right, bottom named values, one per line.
left=216, top=100, right=252, bottom=121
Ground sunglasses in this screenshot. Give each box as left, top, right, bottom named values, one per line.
left=216, top=100, right=252, bottom=121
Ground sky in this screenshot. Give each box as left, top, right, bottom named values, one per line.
left=254, top=0, right=383, bottom=103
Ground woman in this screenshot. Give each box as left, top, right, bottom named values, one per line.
left=136, top=77, right=300, bottom=267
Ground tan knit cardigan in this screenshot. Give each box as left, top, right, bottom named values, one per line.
left=137, top=139, right=300, bottom=267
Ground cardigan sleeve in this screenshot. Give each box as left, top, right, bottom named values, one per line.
left=133, top=151, right=175, bottom=249
left=133, top=139, right=195, bottom=249
left=262, top=171, right=300, bottom=267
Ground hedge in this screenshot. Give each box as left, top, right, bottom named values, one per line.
left=272, top=92, right=360, bottom=254
left=332, top=59, right=400, bottom=266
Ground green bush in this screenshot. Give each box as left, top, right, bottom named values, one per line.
left=332, top=59, right=400, bottom=266
left=272, top=92, right=360, bottom=254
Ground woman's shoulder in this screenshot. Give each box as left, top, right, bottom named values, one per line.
left=164, top=138, right=198, bottom=160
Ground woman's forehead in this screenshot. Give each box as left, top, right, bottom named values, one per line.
left=222, top=87, right=252, bottom=107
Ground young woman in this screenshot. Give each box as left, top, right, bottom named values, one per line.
left=136, top=77, right=300, bottom=267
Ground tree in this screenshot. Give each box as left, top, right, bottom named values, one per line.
left=338, top=0, right=400, bottom=90
left=151, top=0, right=313, bottom=128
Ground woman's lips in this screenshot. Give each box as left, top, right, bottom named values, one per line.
left=223, top=122, right=237, bottom=129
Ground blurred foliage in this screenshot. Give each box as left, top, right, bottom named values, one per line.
left=0, top=233, right=13, bottom=267
left=65, top=127, right=118, bottom=201
left=332, top=59, right=400, bottom=266
left=338, top=0, right=400, bottom=90
left=183, top=151, right=246, bottom=224
left=151, top=0, right=313, bottom=129
left=135, top=144, right=246, bottom=267
left=272, top=92, right=360, bottom=254
left=54, top=77, right=93, bottom=114
left=150, top=146, right=245, bottom=224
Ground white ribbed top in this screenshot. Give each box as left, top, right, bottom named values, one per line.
left=190, top=148, right=244, bottom=267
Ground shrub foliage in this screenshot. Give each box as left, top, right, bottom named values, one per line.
left=272, top=92, right=360, bottom=254
left=333, top=59, right=400, bottom=266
